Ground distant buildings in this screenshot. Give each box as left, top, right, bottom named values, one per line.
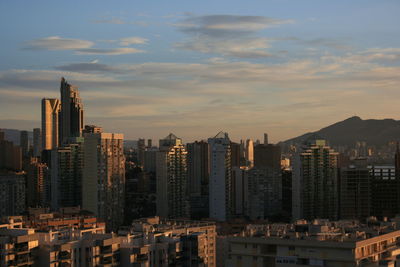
left=32, top=128, right=41, bottom=157
left=156, top=133, right=189, bottom=218
left=0, top=131, right=22, bottom=171
left=208, top=132, right=233, bottom=221
left=245, top=139, right=254, bottom=167
left=19, top=130, right=29, bottom=157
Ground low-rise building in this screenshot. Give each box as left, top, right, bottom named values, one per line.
left=119, top=216, right=216, bottom=267
left=226, top=219, right=400, bottom=267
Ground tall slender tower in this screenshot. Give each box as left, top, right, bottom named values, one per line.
left=41, top=98, right=61, bottom=150
left=60, top=77, right=84, bottom=143
left=156, top=133, right=189, bottom=218
left=187, top=140, right=209, bottom=218
left=208, top=132, right=232, bottom=221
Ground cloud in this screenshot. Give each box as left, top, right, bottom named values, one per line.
left=24, top=36, right=146, bottom=55
left=176, top=15, right=293, bottom=37
left=24, top=36, right=94, bottom=50
left=175, top=37, right=272, bottom=58
left=119, top=37, right=148, bottom=46
left=75, top=47, right=144, bottom=55
left=174, top=14, right=292, bottom=58
left=54, top=61, right=120, bottom=73
left=303, top=38, right=352, bottom=51
left=92, top=17, right=126, bottom=24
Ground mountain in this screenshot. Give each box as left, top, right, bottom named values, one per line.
left=282, top=116, right=400, bottom=147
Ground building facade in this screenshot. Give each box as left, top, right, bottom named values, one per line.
left=83, top=132, right=125, bottom=231
left=156, top=133, right=189, bottom=218
left=208, top=132, right=233, bottom=221
left=59, top=77, right=84, bottom=144
left=41, top=98, right=61, bottom=150
left=300, top=140, right=339, bottom=220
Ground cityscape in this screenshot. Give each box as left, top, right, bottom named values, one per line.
left=1, top=1, right=400, bottom=267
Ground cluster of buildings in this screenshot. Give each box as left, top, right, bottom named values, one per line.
left=0, top=77, right=125, bottom=231
left=0, top=209, right=216, bottom=266
left=3, top=77, right=400, bottom=266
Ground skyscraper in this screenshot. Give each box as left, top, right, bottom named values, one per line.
left=51, top=138, right=84, bottom=210
left=156, top=133, right=189, bottom=218
left=82, top=131, right=125, bottom=230
left=340, top=158, right=371, bottom=219
left=20, top=130, right=29, bottom=157
left=26, top=157, right=49, bottom=208
left=264, top=133, right=269, bottom=145
left=41, top=98, right=61, bottom=150
left=208, top=132, right=232, bottom=221
left=60, top=77, right=84, bottom=143
left=187, top=140, right=209, bottom=219
left=300, top=140, right=339, bottom=220
left=245, top=139, right=254, bottom=167
left=254, top=143, right=281, bottom=171
left=32, top=128, right=42, bottom=157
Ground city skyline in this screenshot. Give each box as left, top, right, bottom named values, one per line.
left=1, top=0, right=400, bottom=143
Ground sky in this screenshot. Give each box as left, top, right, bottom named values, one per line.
left=0, top=0, right=399, bottom=143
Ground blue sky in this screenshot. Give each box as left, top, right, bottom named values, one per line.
left=1, top=0, right=399, bottom=142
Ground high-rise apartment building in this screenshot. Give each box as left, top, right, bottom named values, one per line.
left=51, top=137, right=84, bottom=210
left=370, top=165, right=399, bottom=218
left=245, top=139, right=254, bottom=167
left=156, top=133, right=189, bottom=218
left=32, top=128, right=42, bottom=157
left=187, top=140, right=210, bottom=219
left=208, top=132, right=232, bottom=221
left=82, top=131, right=125, bottom=230
left=60, top=77, right=84, bottom=143
left=340, top=158, right=371, bottom=219
left=41, top=98, right=61, bottom=150
left=300, top=140, right=339, bottom=219
left=230, top=142, right=241, bottom=168
left=0, top=137, right=22, bottom=171
left=19, top=130, right=29, bottom=157
left=254, top=143, right=281, bottom=171
left=137, top=138, right=146, bottom=167
left=247, top=168, right=282, bottom=220
left=264, top=133, right=268, bottom=145
left=0, top=173, right=26, bottom=217
left=26, top=157, right=49, bottom=208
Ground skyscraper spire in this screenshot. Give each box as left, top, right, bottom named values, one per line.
left=59, top=77, right=84, bottom=143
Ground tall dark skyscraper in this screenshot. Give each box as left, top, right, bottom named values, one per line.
left=254, top=143, right=281, bottom=171
left=60, top=77, right=84, bottom=143
left=187, top=140, right=209, bottom=219
left=20, top=130, right=29, bottom=157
